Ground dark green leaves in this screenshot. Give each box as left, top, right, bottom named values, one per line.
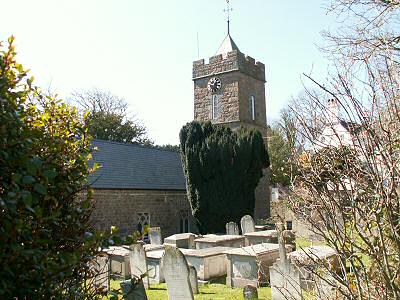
left=180, top=121, right=269, bottom=234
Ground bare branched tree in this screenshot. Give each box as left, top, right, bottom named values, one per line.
left=70, top=88, right=153, bottom=145
left=280, top=0, right=400, bottom=299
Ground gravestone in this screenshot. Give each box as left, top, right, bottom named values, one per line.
left=226, top=222, right=239, bottom=235
left=93, top=254, right=110, bottom=293
left=270, top=230, right=302, bottom=300
left=188, top=264, right=199, bottom=294
left=129, top=244, right=150, bottom=289
left=241, top=215, right=255, bottom=234
left=148, top=227, right=162, bottom=245
left=120, top=279, right=148, bottom=300
left=180, top=247, right=232, bottom=281
left=103, top=246, right=131, bottom=279
left=194, top=234, right=245, bottom=249
left=243, top=284, right=259, bottom=299
left=225, top=243, right=280, bottom=288
left=164, top=233, right=196, bottom=249
left=162, top=245, right=194, bottom=300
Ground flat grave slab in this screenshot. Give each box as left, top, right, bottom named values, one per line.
left=194, top=234, right=245, bottom=249
left=225, top=243, right=280, bottom=288
left=164, top=233, right=196, bottom=249
left=146, top=249, right=165, bottom=284
left=245, top=230, right=278, bottom=246
left=103, top=246, right=131, bottom=279
left=180, top=246, right=233, bottom=280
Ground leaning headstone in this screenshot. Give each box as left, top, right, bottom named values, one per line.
left=188, top=264, right=199, bottom=294
left=226, top=221, right=239, bottom=235
left=148, top=227, right=162, bottom=245
left=162, top=245, right=194, bottom=300
left=241, top=215, right=255, bottom=234
left=93, top=254, right=110, bottom=293
left=120, top=279, right=148, bottom=300
left=129, top=244, right=149, bottom=289
left=243, top=284, right=259, bottom=299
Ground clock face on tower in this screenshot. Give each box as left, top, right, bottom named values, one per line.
left=207, top=77, right=222, bottom=93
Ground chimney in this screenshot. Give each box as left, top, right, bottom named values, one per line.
left=326, top=98, right=339, bottom=124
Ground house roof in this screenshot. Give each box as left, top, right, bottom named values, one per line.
left=216, top=34, right=240, bottom=56
left=339, top=119, right=363, bottom=135
left=89, top=140, right=186, bottom=190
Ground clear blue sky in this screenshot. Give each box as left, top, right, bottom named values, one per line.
left=0, top=0, right=339, bottom=145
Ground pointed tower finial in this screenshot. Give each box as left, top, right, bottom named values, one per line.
left=224, top=0, right=233, bottom=35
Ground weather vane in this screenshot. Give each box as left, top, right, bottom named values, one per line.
left=223, top=0, right=233, bottom=35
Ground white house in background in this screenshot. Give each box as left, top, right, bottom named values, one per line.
left=313, top=99, right=363, bottom=151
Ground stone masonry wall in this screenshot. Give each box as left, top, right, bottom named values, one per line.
left=192, top=50, right=265, bottom=82
left=90, top=189, right=195, bottom=238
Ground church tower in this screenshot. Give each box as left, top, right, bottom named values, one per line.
left=192, top=33, right=270, bottom=220
left=192, top=35, right=267, bottom=137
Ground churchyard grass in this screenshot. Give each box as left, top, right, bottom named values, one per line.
left=107, top=279, right=272, bottom=299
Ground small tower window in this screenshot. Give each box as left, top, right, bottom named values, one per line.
left=212, top=95, right=219, bottom=119
left=249, top=96, right=255, bottom=120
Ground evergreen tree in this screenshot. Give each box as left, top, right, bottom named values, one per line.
left=179, top=121, right=269, bottom=234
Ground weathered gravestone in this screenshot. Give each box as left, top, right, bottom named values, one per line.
left=245, top=230, right=278, bottom=246
left=226, top=221, right=239, bottom=235
left=188, top=264, right=199, bottom=294
left=270, top=230, right=302, bottom=300
left=93, top=254, right=110, bottom=293
left=162, top=245, right=194, bottom=300
left=243, top=284, right=259, bottom=299
left=164, top=233, right=196, bottom=249
left=148, top=227, right=162, bottom=245
left=120, top=279, right=148, bottom=300
left=180, top=246, right=232, bottom=281
left=129, top=244, right=150, bottom=289
left=241, top=215, right=256, bottom=234
left=194, top=234, right=245, bottom=249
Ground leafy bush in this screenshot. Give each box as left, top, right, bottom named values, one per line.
left=0, top=37, right=102, bottom=298
left=179, top=121, right=269, bottom=234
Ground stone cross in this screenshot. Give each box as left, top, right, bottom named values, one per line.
left=240, top=215, right=255, bottom=234
left=270, top=225, right=302, bottom=300
left=189, top=264, right=199, bottom=294
left=93, top=254, right=110, bottom=293
left=162, top=245, right=194, bottom=300
left=129, top=244, right=150, bottom=289
left=148, top=227, right=162, bottom=245
left=226, top=221, right=239, bottom=235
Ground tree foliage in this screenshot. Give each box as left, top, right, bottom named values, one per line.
left=179, top=121, right=269, bottom=234
left=72, top=88, right=153, bottom=145
left=0, top=37, right=103, bottom=298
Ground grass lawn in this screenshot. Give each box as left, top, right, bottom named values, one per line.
left=108, top=279, right=272, bottom=299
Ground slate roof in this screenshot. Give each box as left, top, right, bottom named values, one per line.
left=216, top=34, right=240, bottom=56
left=339, top=119, right=363, bottom=135
left=89, top=140, right=186, bottom=190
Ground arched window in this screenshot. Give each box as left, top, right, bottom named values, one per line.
left=249, top=95, right=255, bottom=120
left=211, top=95, right=218, bottom=119
left=179, top=211, right=190, bottom=233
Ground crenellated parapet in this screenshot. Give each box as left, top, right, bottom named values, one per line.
left=192, top=50, right=265, bottom=82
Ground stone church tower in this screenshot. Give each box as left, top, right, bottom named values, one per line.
left=192, top=33, right=270, bottom=220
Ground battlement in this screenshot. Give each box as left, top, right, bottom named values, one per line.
left=192, top=50, right=265, bottom=82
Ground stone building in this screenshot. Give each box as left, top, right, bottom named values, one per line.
left=89, top=140, right=195, bottom=238
left=192, top=33, right=270, bottom=220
